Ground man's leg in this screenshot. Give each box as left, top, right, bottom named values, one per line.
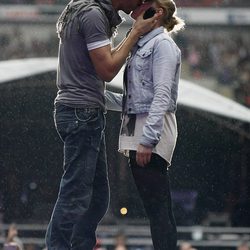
left=45, top=105, right=104, bottom=250
left=129, top=153, right=177, bottom=250
left=71, top=133, right=110, bottom=250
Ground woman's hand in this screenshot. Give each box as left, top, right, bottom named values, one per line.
left=136, top=144, right=153, bottom=167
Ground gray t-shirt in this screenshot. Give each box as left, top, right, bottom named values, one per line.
left=55, top=7, right=111, bottom=110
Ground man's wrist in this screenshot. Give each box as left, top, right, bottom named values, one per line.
left=129, top=27, right=141, bottom=40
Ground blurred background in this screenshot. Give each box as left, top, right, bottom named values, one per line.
left=0, top=0, right=250, bottom=249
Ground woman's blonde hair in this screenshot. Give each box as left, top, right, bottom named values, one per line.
left=156, top=0, right=185, bottom=33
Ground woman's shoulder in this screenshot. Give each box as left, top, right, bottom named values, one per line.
left=154, top=33, right=180, bottom=53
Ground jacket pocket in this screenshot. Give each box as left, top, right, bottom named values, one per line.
left=134, top=48, right=153, bottom=71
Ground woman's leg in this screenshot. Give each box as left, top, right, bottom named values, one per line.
left=129, top=152, right=177, bottom=250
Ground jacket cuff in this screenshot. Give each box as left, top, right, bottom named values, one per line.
left=139, top=135, right=158, bottom=148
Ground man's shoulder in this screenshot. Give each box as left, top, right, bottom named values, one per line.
left=77, top=4, right=109, bottom=35
left=78, top=5, right=106, bottom=22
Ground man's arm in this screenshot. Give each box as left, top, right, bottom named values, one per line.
left=89, top=14, right=159, bottom=82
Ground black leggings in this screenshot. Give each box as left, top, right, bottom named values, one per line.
left=129, top=152, right=177, bottom=250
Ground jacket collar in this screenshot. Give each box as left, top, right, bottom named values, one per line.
left=137, top=26, right=165, bottom=47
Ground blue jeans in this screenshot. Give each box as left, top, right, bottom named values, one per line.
left=45, top=104, right=109, bottom=250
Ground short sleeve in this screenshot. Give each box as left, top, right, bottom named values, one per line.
left=79, top=8, right=111, bottom=50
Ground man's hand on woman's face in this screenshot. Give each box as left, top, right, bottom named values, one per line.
left=131, top=8, right=162, bottom=37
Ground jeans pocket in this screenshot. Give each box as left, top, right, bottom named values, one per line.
left=74, top=108, right=99, bottom=123
left=56, top=120, right=78, bottom=142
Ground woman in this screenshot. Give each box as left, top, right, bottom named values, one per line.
left=106, top=0, right=184, bottom=249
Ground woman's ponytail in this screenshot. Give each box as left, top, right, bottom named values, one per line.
left=165, top=15, right=185, bottom=33
left=157, top=0, right=185, bottom=33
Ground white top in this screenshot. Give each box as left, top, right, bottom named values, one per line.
left=119, top=112, right=178, bottom=167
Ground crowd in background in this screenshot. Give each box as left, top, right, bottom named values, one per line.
left=177, top=29, right=250, bottom=107
left=175, top=0, right=250, bottom=7
left=0, top=28, right=57, bottom=61
left=1, top=0, right=250, bottom=7
left=0, top=0, right=63, bottom=4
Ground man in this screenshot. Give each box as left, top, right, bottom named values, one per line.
left=45, top=0, right=160, bottom=249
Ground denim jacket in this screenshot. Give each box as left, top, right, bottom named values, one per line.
left=106, top=26, right=181, bottom=147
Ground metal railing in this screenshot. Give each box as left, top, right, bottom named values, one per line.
left=0, top=224, right=250, bottom=248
